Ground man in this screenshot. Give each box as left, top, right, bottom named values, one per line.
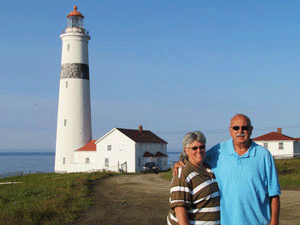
left=174, top=114, right=281, bottom=225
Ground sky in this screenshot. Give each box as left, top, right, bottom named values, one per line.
left=1, top=0, right=300, bottom=152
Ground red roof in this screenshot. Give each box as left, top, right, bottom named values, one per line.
left=155, top=151, right=168, bottom=157
left=143, top=151, right=155, bottom=157
left=143, top=151, right=168, bottom=157
left=76, top=140, right=96, bottom=151
left=253, top=132, right=295, bottom=141
left=116, top=128, right=167, bottom=144
left=67, top=6, right=84, bottom=18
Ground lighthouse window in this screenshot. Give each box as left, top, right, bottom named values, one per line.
left=64, top=119, right=67, bottom=126
left=65, top=81, right=68, bottom=88
left=63, top=157, right=66, bottom=164
left=67, top=44, right=70, bottom=51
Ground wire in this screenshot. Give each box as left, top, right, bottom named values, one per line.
left=154, top=124, right=300, bottom=135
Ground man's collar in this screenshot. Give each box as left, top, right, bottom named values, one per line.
left=227, top=139, right=256, bottom=158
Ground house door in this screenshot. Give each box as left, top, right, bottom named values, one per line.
left=120, top=162, right=127, bottom=173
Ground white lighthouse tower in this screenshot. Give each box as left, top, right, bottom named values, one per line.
left=55, top=6, right=92, bottom=173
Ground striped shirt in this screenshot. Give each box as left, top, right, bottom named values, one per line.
left=167, top=160, right=220, bottom=225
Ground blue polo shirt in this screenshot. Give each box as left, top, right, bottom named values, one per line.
left=204, top=139, right=281, bottom=225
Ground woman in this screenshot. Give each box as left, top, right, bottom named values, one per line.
left=167, top=131, right=220, bottom=225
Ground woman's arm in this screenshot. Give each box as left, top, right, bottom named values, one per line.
left=175, top=207, right=190, bottom=225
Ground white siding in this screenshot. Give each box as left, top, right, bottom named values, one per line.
left=96, top=129, right=136, bottom=173
left=74, top=151, right=97, bottom=165
left=256, top=140, right=294, bottom=159
left=61, top=151, right=99, bottom=173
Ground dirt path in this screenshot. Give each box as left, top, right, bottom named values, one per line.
left=70, top=173, right=300, bottom=225
left=280, top=190, right=300, bottom=225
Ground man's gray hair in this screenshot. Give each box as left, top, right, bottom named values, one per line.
left=179, top=131, right=206, bottom=161
left=230, top=114, right=252, bottom=126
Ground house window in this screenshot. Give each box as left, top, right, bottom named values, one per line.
left=64, top=119, right=67, bottom=126
left=263, top=143, right=268, bottom=149
left=85, top=158, right=90, bottom=164
left=105, top=158, right=109, bottom=167
left=66, top=81, right=68, bottom=88
left=120, top=144, right=124, bottom=151
left=138, top=158, right=141, bottom=167
left=107, top=145, right=111, bottom=151
left=63, top=157, right=66, bottom=164
left=279, top=143, right=284, bottom=150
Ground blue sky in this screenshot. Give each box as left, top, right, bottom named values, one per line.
left=1, top=0, right=300, bottom=151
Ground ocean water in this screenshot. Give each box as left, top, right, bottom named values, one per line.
left=0, top=151, right=180, bottom=177
left=0, top=152, right=55, bottom=177
left=167, top=152, right=181, bottom=167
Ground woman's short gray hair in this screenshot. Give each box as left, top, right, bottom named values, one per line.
left=179, top=131, right=206, bottom=161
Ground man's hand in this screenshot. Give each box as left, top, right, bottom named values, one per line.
left=172, top=161, right=185, bottom=176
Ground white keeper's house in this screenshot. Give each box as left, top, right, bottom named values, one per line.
left=253, top=128, right=300, bottom=159
left=68, top=125, right=168, bottom=173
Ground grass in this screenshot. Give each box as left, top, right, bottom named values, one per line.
left=161, top=168, right=173, bottom=181
left=162, top=158, right=300, bottom=190
left=275, top=157, right=300, bottom=189
left=0, top=171, right=117, bottom=225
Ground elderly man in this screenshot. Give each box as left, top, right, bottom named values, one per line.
left=174, top=114, right=281, bottom=225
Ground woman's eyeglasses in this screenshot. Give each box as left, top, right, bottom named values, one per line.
left=190, top=145, right=206, bottom=151
left=231, top=126, right=252, bottom=131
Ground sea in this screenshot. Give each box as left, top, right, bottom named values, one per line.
left=0, top=151, right=180, bottom=178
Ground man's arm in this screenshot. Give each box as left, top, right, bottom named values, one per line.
left=175, top=207, right=190, bottom=225
left=269, top=195, right=280, bottom=225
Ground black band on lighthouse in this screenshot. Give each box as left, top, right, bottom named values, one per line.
left=60, top=63, right=90, bottom=80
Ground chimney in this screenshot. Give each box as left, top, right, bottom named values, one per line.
left=139, top=125, right=143, bottom=133
left=277, top=128, right=282, bottom=134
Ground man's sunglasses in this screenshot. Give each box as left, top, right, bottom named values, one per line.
left=231, top=126, right=252, bottom=131
left=190, top=145, right=206, bottom=151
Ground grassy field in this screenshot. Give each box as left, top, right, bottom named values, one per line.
left=0, top=172, right=118, bottom=225
left=275, top=157, right=300, bottom=189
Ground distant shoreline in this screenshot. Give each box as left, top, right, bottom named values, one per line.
left=0, top=151, right=180, bottom=154
left=0, top=152, right=55, bottom=156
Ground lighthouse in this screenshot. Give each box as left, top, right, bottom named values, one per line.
left=55, top=6, right=92, bottom=172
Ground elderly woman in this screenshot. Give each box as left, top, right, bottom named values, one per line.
left=167, top=131, right=220, bottom=225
